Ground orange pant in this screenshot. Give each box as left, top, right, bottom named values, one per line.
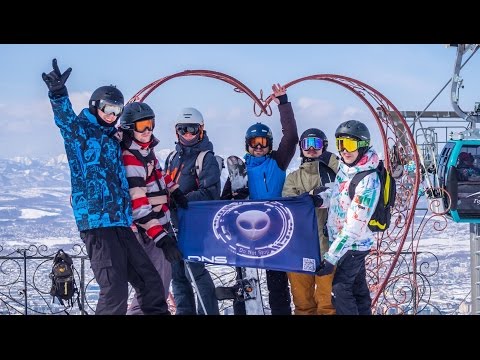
left=287, top=272, right=335, bottom=315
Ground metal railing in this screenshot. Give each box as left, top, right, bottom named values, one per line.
left=0, top=241, right=448, bottom=315
left=0, top=243, right=260, bottom=315
left=0, top=244, right=91, bottom=315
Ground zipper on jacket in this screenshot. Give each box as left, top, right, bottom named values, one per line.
left=264, top=172, right=269, bottom=192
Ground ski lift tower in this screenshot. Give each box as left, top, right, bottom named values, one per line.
left=450, top=44, right=480, bottom=314
left=389, top=44, right=480, bottom=314
left=394, top=110, right=466, bottom=167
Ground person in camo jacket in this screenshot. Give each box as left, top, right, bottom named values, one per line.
left=282, top=128, right=338, bottom=315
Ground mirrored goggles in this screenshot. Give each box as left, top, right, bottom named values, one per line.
left=176, top=123, right=200, bottom=135
left=335, top=137, right=370, bottom=153
left=300, top=137, right=323, bottom=150
left=98, top=99, right=123, bottom=116
left=134, top=119, right=155, bottom=133
left=248, top=136, right=269, bottom=148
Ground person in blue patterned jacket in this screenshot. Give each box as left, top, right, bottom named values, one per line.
left=42, top=59, right=169, bottom=315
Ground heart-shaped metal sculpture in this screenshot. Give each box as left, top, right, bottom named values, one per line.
left=131, top=70, right=427, bottom=315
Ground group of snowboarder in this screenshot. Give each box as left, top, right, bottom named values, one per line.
left=43, top=58, right=382, bottom=315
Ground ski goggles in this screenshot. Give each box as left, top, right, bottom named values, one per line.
left=248, top=136, right=269, bottom=148
left=98, top=99, right=123, bottom=116
left=300, top=137, right=323, bottom=150
left=335, top=137, right=370, bottom=152
left=134, top=119, right=155, bottom=133
left=176, top=123, right=201, bottom=135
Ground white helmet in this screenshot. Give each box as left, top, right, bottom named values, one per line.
left=176, top=107, right=204, bottom=126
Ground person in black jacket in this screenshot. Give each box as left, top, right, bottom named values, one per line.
left=165, top=107, right=221, bottom=315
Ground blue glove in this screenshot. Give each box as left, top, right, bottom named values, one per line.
left=315, top=259, right=335, bottom=276
left=41, top=59, right=72, bottom=98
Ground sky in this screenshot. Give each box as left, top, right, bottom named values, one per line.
left=1, top=44, right=480, bottom=160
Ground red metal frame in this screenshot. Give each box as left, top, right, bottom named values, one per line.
left=131, top=71, right=422, bottom=314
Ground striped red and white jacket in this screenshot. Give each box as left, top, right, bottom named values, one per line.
left=121, top=134, right=179, bottom=243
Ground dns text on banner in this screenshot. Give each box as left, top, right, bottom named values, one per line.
left=177, top=193, right=320, bottom=273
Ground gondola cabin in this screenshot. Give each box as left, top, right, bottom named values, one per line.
left=438, top=137, right=480, bottom=223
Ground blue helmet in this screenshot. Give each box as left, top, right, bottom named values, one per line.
left=245, top=122, right=273, bottom=151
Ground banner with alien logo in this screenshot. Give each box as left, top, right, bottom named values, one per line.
left=177, top=193, right=320, bottom=274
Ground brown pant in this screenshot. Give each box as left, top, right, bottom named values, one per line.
left=287, top=271, right=335, bottom=315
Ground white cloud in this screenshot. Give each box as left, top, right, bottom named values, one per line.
left=296, top=97, right=336, bottom=119
left=0, top=91, right=90, bottom=120
left=69, top=91, right=92, bottom=113
left=341, top=106, right=365, bottom=119
left=225, top=107, right=243, bottom=120
left=0, top=91, right=93, bottom=157
left=203, top=107, right=220, bottom=122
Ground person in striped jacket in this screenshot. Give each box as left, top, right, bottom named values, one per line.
left=119, top=102, right=188, bottom=315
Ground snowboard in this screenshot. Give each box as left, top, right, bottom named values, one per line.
left=227, top=155, right=248, bottom=194
left=215, top=155, right=265, bottom=315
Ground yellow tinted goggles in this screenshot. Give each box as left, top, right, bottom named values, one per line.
left=335, top=137, right=369, bottom=152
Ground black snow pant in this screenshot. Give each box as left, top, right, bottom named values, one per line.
left=233, top=267, right=246, bottom=315
left=332, top=250, right=372, bottom=315
left=266, top=270, right=292, bottom=315
left=81, top=226, right=169, bottom=315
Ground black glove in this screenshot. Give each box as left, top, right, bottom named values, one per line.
left=232, top=187, right=249, bottom=200
left=312, top=186, right=328, bottom=196
left=276, top=93, right=288, bottom=105
left=315, top=259, right=335, bottom=276
left=171, top=188, right=188, bottom=209
left=41, top=58, right=72, bottom=98
left=155, top=233, right=183, bottom=263
left=310, top=185, right=329, bottom=207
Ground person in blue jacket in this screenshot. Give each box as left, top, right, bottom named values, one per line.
left=42, top=59, right=169, bottom=315
left=244, top=83, right=299, bottom=315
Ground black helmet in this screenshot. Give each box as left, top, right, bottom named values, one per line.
left=89, top=85, right=124, bottom=115
left=335, top=120, right=370, bottom=142
left=300, top=128, right=328, bottom=151
left=119, top=102, right=155, bottom=131
left=335, top=120, right=371, bottom=167
left=245, top=122, right=273, bottom=151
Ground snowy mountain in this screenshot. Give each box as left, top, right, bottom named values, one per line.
left=0, top=156, right=70, bottom=188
